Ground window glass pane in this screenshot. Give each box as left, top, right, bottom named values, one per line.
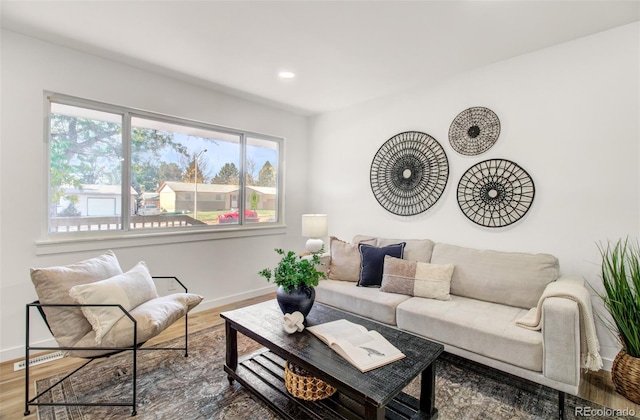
left=130, top=117, right=241, bottom=228
left=49, top=103, right=123, bottom=233
left=246, top=136, right=279, bottom=224
left=46, top=94, right=283, bottom=239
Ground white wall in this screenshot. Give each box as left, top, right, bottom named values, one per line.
left=2, top=22, right=638, bottom=368
left=0, top=30, right=309, bottom=361
left=308, top=23, right=640, bottom=368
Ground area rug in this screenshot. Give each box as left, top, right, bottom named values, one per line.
left=35, top=324, right=636, bottom=420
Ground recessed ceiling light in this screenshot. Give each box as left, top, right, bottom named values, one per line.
left=278, top=70, right=296, bottom=79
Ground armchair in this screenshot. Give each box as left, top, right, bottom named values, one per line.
left=24, top=251, right=203, bottom=416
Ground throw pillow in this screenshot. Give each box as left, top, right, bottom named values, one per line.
left=379, top=255, right=416, bottom=295
left=69, top=261, right=159, bottom=344
left=376, top=238, right=435, bottom=263
left=357, top=243, right=405, bottom=287
left=30, top=250, right=123, bottom=348
left=380, top=256, right=454, bottom=300
left=70, top=292, right=204, bottom=357
left=328, top=236, right=376, bottom=281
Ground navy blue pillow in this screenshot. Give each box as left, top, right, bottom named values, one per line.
left=357, top=243, right=406, bottom=287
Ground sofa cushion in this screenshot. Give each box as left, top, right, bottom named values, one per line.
left=70, top=293, right=203, bottom=358
left=352, top=234, right=378, bottom=244
left=328, top=236, right=377, bottom=281
left=315, top=279, right=410, bottom=325
left=430, top=243, right=559, bottom=309
left=376, top=238, right=434, bottom=263
left=396, top=296, right=543, bottom=371
left=358, top=243, right=405, bottom=287
left=69, top=261, right=159, bottom=344
left=30, top=250, right=124, bottom=348
left=380, top=256, right=454, bottom=301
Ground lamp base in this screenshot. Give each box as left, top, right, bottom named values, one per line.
left=305, top=238, right=324, bottom=254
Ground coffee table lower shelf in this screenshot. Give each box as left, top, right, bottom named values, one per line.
left=224, top=348, right=433, bottom=420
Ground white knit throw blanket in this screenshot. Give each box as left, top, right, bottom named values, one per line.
left=516, top=278, right=603, bottom=371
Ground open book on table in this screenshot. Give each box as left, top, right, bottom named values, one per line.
left=306, top=319, right=405, bottom=372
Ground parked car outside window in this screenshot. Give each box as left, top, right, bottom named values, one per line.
left=218, top=209, right=258, bottom=223
left=138, top=204, right=161, bottom=215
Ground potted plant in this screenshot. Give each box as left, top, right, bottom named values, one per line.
left=597, top=238, right=640, bottom=404
left=259, top=248, right=327, bottom=318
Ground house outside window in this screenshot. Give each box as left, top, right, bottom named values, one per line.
left=46, top=93, right=282, bottom=237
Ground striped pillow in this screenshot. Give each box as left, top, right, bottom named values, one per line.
left=380, top=256, right=454, bottom=301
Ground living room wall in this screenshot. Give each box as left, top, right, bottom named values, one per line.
left=0, top=30, right=309, bottom=361
left=307, top=22, right=640, bottom=368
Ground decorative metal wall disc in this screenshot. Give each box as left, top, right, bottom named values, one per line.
left=370, top=131, right=449, bottom=216
left=449, top=107, right=501, bottom=156
left=457, top=159, right=534, bottom=227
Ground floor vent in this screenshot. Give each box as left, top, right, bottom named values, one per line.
left=13, top=351, right=65, bottom=371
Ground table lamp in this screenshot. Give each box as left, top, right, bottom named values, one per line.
left=302, top=214, right=328, bottom=254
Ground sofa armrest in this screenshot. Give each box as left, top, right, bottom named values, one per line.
left=541, top=277, right=582, bottom=388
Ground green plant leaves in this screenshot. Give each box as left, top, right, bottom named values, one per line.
left=597, top=238, right=640, bottom=357
left=258, top=248, right=327, bottom=292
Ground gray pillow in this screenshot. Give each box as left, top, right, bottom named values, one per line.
left=380, top=256, right=454, bottom=301
left=69, top=261, right=159, bottom=344
left=328, top=236, right=376, bottom=281
left=30, top=251, right=123, bottom=348
left=376, top=238, right=435, bottom=263
left=69, top=292, right=203, bottom=358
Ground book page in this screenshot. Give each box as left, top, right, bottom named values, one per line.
left=307, top=319, right=405, bottom=372
left=307, top=319, right=369, bottom=346
left=336, top=330, right=404, bottom=370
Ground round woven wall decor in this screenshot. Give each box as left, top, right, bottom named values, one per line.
left=370, top=131, right=449, bottom=216
left=449, top=107, right=500, bottom=156
left=457, top=159, right=534, bottom=227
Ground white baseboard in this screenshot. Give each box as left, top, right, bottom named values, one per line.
left=1, top=337, right=59, bottom=365
left=0, top=286, right=276, bottom=364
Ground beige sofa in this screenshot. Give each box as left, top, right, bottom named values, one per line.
left=315, top=235, right=597, bottom=397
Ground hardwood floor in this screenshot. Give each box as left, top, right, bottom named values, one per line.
left=580, top=368, right=640, bottom=416
left=1, top=293, right=638, bottom=419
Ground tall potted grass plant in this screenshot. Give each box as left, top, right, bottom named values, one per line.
left=597, top=238, right=640, bottom=404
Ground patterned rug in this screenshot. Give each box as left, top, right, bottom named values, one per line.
left=35, top=324, right=635, bottom=420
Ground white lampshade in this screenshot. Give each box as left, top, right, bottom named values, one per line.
left=302, top=214, right=328, bottom=253
left=301, top=214, right=328, bottom=238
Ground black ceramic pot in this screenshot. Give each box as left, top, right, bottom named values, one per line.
left=276, top=285, right=316, bottom=319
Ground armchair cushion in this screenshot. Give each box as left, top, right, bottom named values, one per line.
left=30, top=250, right=123, bottom=348
left=69, top=261, right=159, bottom=344
left=70, top=292, right=203, bottom=358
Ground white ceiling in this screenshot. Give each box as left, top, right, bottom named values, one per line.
left=2, top=1, right=639, bottom=115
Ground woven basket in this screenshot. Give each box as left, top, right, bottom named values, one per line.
left=284, top=361, right=336, bottom=401
left=611, top=349, right=640, bottom=404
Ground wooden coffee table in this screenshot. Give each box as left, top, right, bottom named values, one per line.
left=221, top=300, right=443, bottom=419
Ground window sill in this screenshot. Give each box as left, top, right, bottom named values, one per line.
left=35, top=224, right=286, bottom=255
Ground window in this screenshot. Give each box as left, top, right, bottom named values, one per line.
left=46, top=93, right=282, bottom=237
